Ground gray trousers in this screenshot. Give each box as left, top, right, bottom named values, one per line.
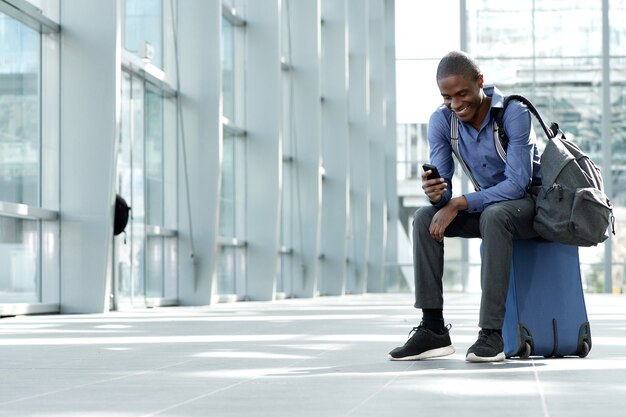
left=412, top=193, right=538, bottom=329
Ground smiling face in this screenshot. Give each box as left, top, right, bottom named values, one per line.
left=438, top=73, right=487, bottom=130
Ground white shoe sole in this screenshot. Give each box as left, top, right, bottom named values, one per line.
left=389, top=345, right=455, bottom=361
left=465, top=352, right=506, bottom=363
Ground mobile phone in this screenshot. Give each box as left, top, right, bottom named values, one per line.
left=422, top=163, right=441, bottom=180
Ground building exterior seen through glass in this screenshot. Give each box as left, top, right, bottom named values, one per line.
left=396, top=0, right=625, bottom=294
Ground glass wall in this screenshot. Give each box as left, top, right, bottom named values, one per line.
left=0, top=0, right=396, bottom=313
left=145, top=84, right=165, bottom=298
left=145, top=86, right=164, bottom=227
left=0, top=14, right=40, bottom=206
left=0, top=10, right=47, bottom=304
left=217, top=128, right=246, bottom=296
left=115, top=72, right=144, bottom=307
left=0, top=218, right=40, bottom=302
left=115, top=0, right=178, bottom=309
left=115, top=72, right=178, bottom=307
left=395, top=0, right=625, bottom=293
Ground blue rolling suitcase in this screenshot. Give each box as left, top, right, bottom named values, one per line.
left=503, top=239, right=592, bottom=359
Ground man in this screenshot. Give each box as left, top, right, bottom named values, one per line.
left=389, top=51, right=541, bottom=362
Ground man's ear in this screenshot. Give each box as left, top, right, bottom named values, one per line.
left=477, top=73, right=484, bottom=88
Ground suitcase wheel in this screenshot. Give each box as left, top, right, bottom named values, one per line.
left=577, top=323, right=592, bottom=358
left=520, top=342, right=532, bottom=359
left=578, top=341, right=591, bottom=358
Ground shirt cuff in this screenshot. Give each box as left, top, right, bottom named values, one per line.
left=464, top=192, right=484, bottom=213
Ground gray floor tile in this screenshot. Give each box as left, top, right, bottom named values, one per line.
left=1, top=293, right=625, bottom=416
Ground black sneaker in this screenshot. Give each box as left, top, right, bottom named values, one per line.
left=466, top=329, right=505, bottom=362
left=388, top=324, right=455, bottom=361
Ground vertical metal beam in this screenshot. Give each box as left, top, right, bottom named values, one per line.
left=176, top=0, right=222, bottom=305
left=602, top=0, right=613, bottom=293
left=245, top=0, right=282, bottom=300
left=459, top=0, right=467, bottom=51
left=287, top=0, right=322, bottom=298
left=366, top=0, right=386, bottom=292
left=59, top=0, right=121, bottom=313
left=384, top=0, right=398, bottom=292
left=459, top=0, right=470, bottom=291
left=532, top=0, right=536, bottom=92
left=347, top=0, right=370, bottom=294
left=319, top=0, right=349, bottom=296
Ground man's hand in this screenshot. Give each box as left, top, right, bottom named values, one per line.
left=421, top=170, right=447, bottom=203
left=429, top=196, right=468, bottom=241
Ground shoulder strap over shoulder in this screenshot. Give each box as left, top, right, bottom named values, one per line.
left=503, top=94, right=558, bottom=139
left=492, top=106, right=508, bottom=162
left=450, top=112, right=481, bottom=192
left=491, top=94, right=559, bottom=162
left=449, top=95, right=559, bottom=196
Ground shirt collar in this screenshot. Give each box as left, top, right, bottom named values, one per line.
left=484, top=85, right=505, bottom=109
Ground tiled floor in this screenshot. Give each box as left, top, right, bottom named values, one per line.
left=1, top=292, right=625, bottom=416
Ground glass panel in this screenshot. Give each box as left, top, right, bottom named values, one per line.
left=217, top=245, right=236, bottom=295
left=0, top=13, right=41, bottom=206
left=609, top=0, right=626, bottom=294
left=0, top=218, right=40, bottom=303
left=466, top=5, right=533, bottom=58
left=116, top=74, right=175, bottom=306
left=218, top=127, right=246, bottom=296
left=125, top=0, right=163, bottom=68
left=219, top=6, right=245, bottom=297
left=116, top=72, right=133, bottom=304
left=145, top=235, right=164, bottom=297
left=115, top=73, right=146, bottom=307
left=144, top=85, right=165, bottom=299
left=164, top=236, right=177, bottom=297
left=221, top=17, right=235, bottom=121
left=534, top=6, right=602, bottom=58
left=163, top=96, right=177, bottom=229
left=219, top=130, right=236, bottom=237
left=145, top=85, right=164, bottom=226
left=467, top=4, right=602, bottom=59
left=217, top=129, right=236, bottom=295
left=613, top=83, right=626, bottom=208
left=612, top=2, right=626, bottom=56
left=611, top=67, right=626, bottom=294
left=131, top=76, right=146, bottom=304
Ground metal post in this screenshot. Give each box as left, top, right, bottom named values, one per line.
left=602, top=0, right=613, bottom=293
left=460, top=0, right=469, bottom=291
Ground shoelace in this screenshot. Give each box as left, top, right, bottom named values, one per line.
left=408, top=323, right=452, bottom=338
left=407, top=326, right=423, bottom=338
left=407, top=320, right=433, bottom=338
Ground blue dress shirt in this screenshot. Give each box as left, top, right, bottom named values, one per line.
left=427, top=86, right=541, bottom=213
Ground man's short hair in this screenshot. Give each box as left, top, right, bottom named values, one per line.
left=436, top=51, right=481, bottom=82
